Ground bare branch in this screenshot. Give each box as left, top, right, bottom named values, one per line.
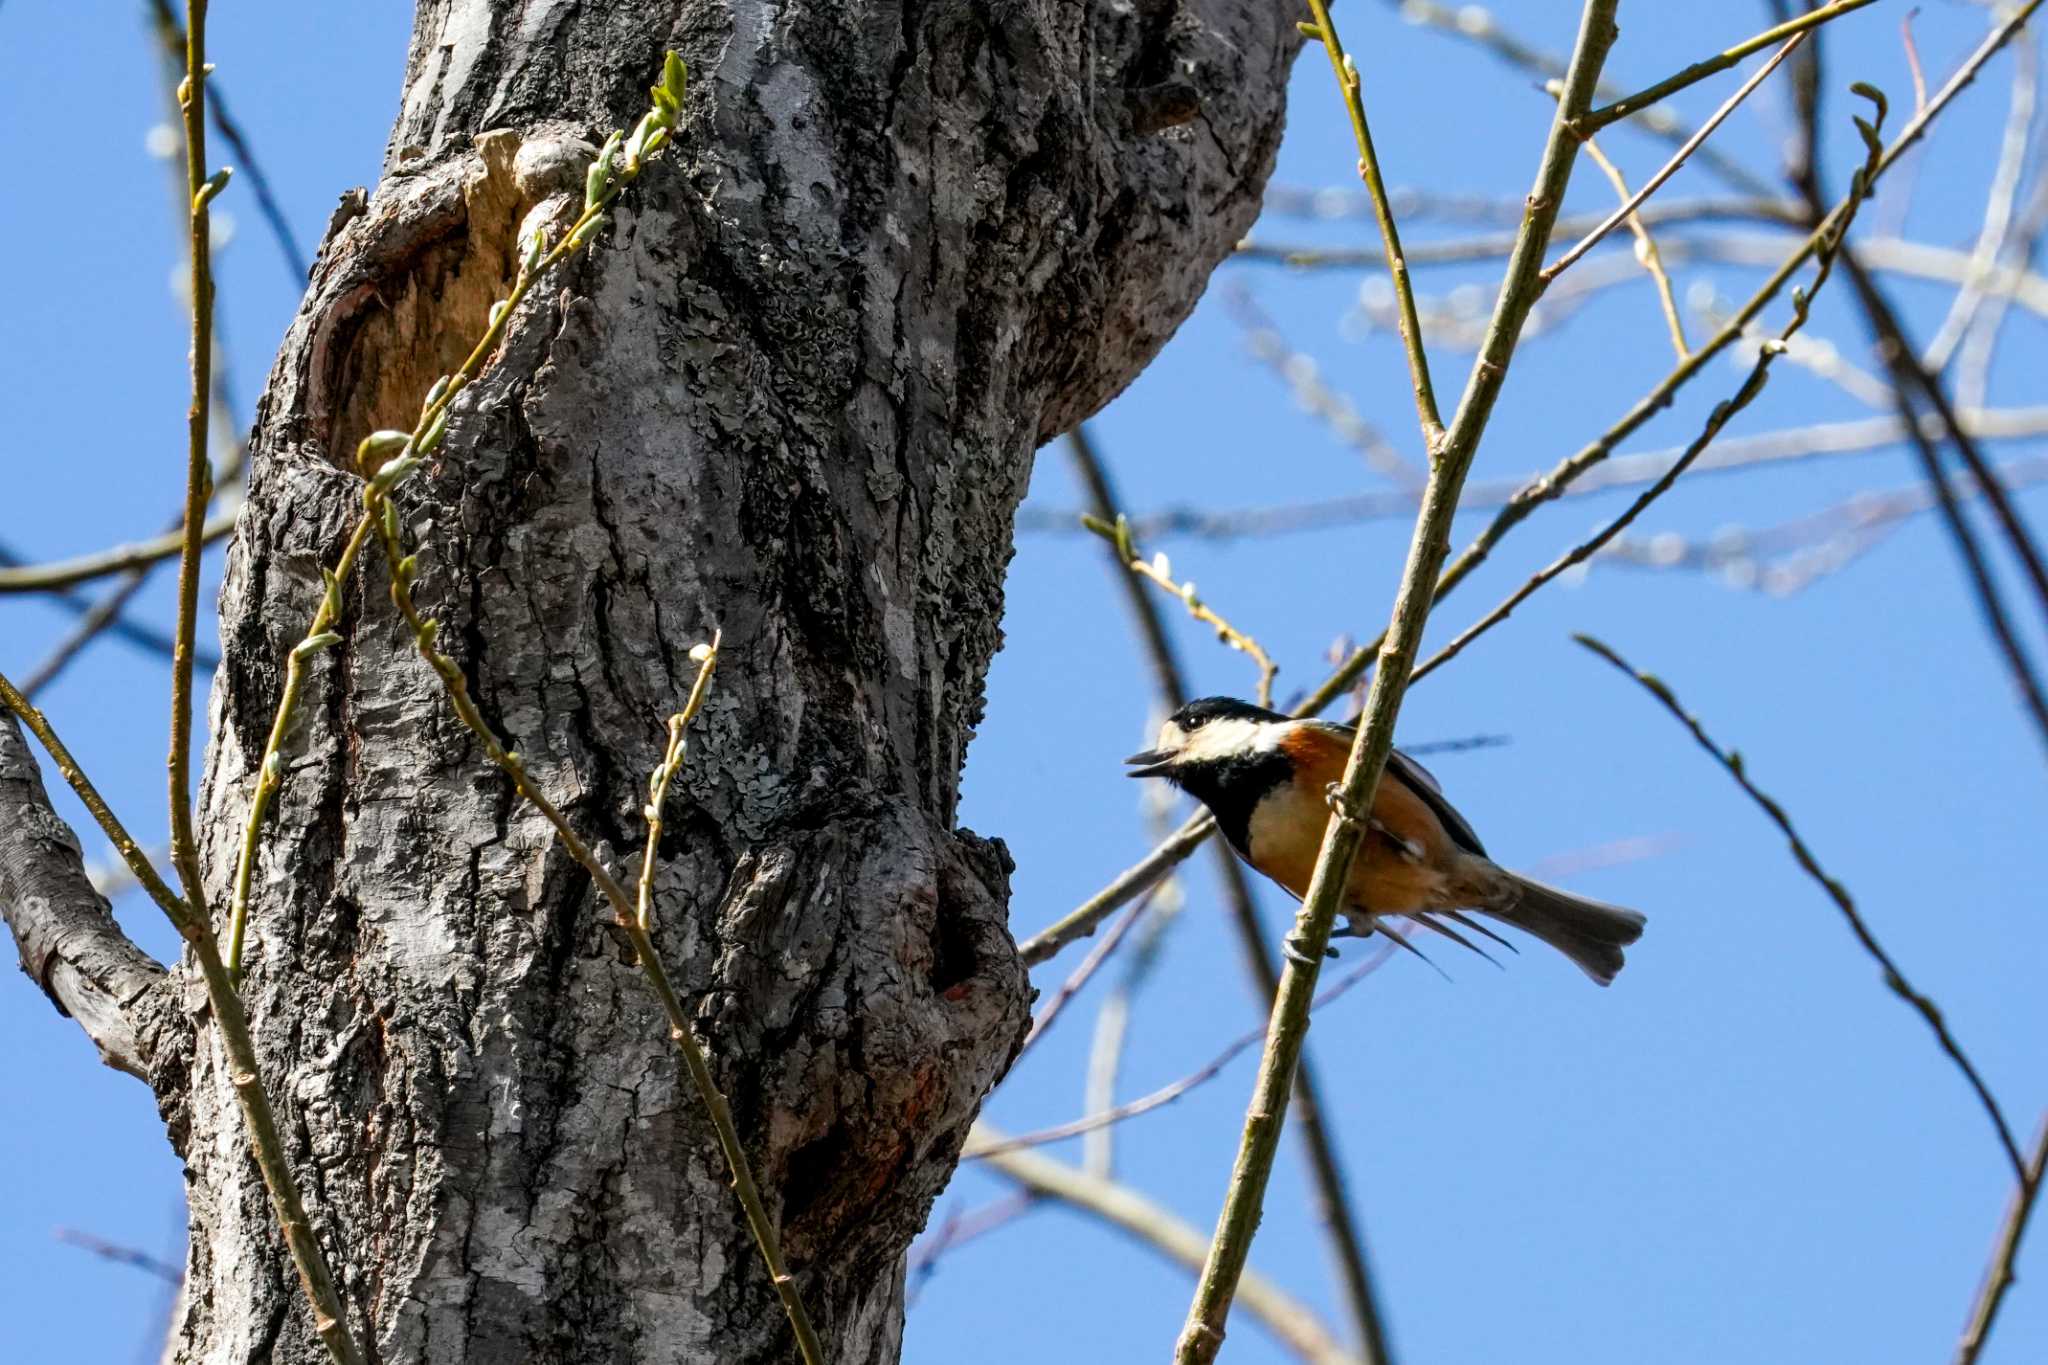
left=1581, top=0, right=1877, bottom=131
left=1579, top=137, right=1690, bottom=358
left=1573, top=635, right=2026, bottom=1176
left=1017, top=408, right=2048, bottom=544
left=1919, top=25, right=2037, bottom=372
left=974, top=1123, right=1362, bottom=1365
left=1955, top=1113, right=2048, bottom=1365
left=1547, top=33, right=1811, bottom=280
left=1236, top=233, right=2048, bottom=324
left=0, top=509, right=238, bottom=594
left=0, top=712, right=168, bottom=1081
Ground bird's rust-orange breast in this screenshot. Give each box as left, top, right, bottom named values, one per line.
left=1257, top=726, right=1459, bottom=914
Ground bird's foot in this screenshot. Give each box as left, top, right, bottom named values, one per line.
left=1282, top=931, right=1341, bottom=968
left=1324, top=781, right=1365, bottom=828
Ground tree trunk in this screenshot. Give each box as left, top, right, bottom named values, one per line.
left=158, top=3, right=1293, bottom=1360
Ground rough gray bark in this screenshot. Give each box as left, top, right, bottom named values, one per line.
left=0, top=713, right=172, bottom=1081
left=11, top=3, right=1296, bottom=1362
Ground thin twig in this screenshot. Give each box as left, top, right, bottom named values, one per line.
left=1082, top=512, right=1279, bottom=708
left=1546, top=33, right=1810, bottom=282
left=334, top=71, right=819, bottom=1350
left=1066, top=427, right=1392, bottom=1361
left=1901, top=10, right=1928, bottom=114
left=367, top=506, right=825, bottom=1363
left=146, top=0, right=308, bottom=280
left=1580, top=0, right=1878, bottom=131
left=226, top=91, right=681, bottom=980
left=1239, top=230, right=2048, bottom=323
left=166, top=0, right=222, bottom=913
left=1416, top=91, right=1885, bottom=686
left=1017, top=888, right=1154, bottom=1059
left=635, top=631, right=721, bottom=932
left=1579, top=137, right=1690, bottom=358
left=1954, top=1113, right=2048, bottom=1365
left=1258, top=187, right=1800, bottom=231
left=1957, top=170, right=2048, bottom=411
left=1596, top=455, right=2048, bottom=595
left=968, top=941, right=1399, bottom=1160
left=976, top=1123, right=1362, bottom=1365
left=1018, top=408, right=2048, bottom=543
left=1301, top=0, right=1443, bottom=447
left=0, top=671, right=361, bottom=1364
left=1173, top=10, right=1620, bottom=1359
left=0, top=511, right=238, bottom=594
left=1572, top=634, right=2025, bottom=1177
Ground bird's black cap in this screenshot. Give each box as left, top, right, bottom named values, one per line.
left=1167, top=696, right=1287, bottom=731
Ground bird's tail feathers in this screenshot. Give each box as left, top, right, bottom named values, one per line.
left=1490, top=873, right=1646, bottom=986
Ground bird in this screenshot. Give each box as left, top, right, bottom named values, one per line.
left=1125, top=696, right=1646, bottom=985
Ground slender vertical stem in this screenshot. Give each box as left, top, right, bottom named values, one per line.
left=0, top=671, right=362, bottom=1365
left=1302, top=0, right=1443, bottom=448
left=1171, top=8, right=1621, bottom=1360
left=167, top=0, right=215, bottom=912
left=1068, top=428, right=1393, bottom=1362
left=1955, top=1114, right=2048, bottom=1365
left=1578, top=138, right=1689, bottom=359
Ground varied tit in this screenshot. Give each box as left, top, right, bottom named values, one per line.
left=1126, top=696, right=1646, bottom=985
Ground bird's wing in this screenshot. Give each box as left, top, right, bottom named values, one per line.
left=1301, top=720, right=1489, bottom=858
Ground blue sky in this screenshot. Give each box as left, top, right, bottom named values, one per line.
left=3, top=4, right=2044, bottom=1363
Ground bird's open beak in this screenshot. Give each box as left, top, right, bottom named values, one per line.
left=1124, top=749, right=1176, bottom=778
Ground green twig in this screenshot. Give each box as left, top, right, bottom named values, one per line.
left=366, top=493, right=824, bottom=1365
left=1171, top=8, right=1621, bottom=1360
left=1572, top=634, right=2024, bottom=1177
left=167, top=0, right=223, bottom=914
left=1581, top=0, right=1879, bottom=131
left=325, top=56, right=819, bottom=1359
left=0, top=671, right=362, bottom=1364
left=226, top=56, right=685, bottom=981
left=1301, top=0, right=1443, bottom=447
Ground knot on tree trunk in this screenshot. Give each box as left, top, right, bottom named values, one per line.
left=706, top=808, right=1029, bottom=1275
